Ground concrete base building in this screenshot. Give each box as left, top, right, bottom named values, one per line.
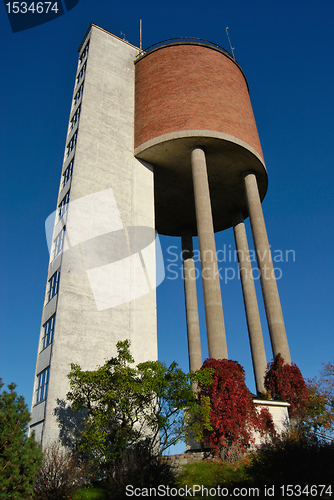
left=29, top=24, right=291, bottom=446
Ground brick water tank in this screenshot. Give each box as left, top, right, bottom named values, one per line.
left=134, top=40, right=268, bottom=236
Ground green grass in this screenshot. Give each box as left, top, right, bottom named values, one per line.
left=176, top=457, right=254, bottom=499
left=70, top=460, right=253, bottom=499
left=73, top=485, right=106, bottom=500
left=70, top=462, right=251, bottom=499
left=177, top=457, right=250, bottom=487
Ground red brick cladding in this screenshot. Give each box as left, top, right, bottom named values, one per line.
left=134, top=44, right=263, bottom=159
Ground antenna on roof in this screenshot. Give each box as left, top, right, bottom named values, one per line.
left=140, top=19, right=142, bottom=51
left=120, top=31, right=126, bottom=40
left=225, top=27, right=235, bottom=60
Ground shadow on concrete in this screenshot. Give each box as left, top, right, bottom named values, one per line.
left=53, top=399, right=87, bottom=451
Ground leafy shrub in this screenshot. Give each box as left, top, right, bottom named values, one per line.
left=66, top=340, right=199, bottom=478
left=264, top=353, right=309, bottom=418
left=33, top=441, right=90, bottom=500
left=104, top=439, right=176, bottom=500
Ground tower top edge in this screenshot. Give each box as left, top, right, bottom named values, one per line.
left=78, top=23, right=140, bottom=54
left=135, top=38, right=248, bottom=90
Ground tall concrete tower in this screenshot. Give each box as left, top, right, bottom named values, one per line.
left=29, top=25, right=158, bottom=445
left=29, top=26, right=291, bottom=445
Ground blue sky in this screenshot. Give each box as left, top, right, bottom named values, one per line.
left=1, top=0, right=333, bottom=448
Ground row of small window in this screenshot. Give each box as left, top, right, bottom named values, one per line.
left=36, top=367, right=50, bottom=404
left=35, top=38, right=87, bottom=395
left=35, top=36, right=88, bottom=405
left=79, top=40, right=90, bottom=63
left=35, top=45, right=86, bottom=400
left=69, top=60, right=85, bottom=158
left=76, top=61, right=87, bottom=86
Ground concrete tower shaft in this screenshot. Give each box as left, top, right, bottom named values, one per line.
left=29, top=25, right=158, bottom=446
left=134, top=42, right=268, bottom=236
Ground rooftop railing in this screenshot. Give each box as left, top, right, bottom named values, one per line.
left=136, top=37, right=235, bottom=61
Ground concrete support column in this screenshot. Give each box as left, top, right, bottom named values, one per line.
left=191, top=147, right=228, bottom=359
left=233, top=211, right=267, bottom=393
left=244, top=173, right=291, bottom=364
left=181, top=229, right=202, bottom=373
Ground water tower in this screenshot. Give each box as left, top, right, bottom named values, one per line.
left=134, top=39, right=291, bottom=393
left=30, top=28, right=292, bottom=446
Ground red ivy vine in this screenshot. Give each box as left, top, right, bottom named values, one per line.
left=264, top=353, right=309, bottom=418
left=198, top=358, right=275, bottom=457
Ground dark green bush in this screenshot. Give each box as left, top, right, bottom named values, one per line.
left=246, top=433, right=334, bottom=487
left=0, top=380, right=42, bottom=500
left=105, top=439, right=176, bottom=500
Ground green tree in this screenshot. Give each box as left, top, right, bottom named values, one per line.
left=305, top=362, right=334, bottom=437
left=0, top=379, right=42, bottom=500
left=320, top=362, right=334, bottom=400
left=66, top=340, right=209, bottom=477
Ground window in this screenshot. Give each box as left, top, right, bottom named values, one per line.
left=52, top=227, right=65, bottom=261
left=74, top=83, right=84, bottom=106
left=70, top=104, right=81, bottom=130
left=58, top=191, right=70, bottom=220
left=79, top=41, right=90, bottom=63
left=36, top=367, right=50, bottom=403
left=41, top=314, right=56, bottom=350
left=48, top=269, right=60, bottom=302
left=63, top=159, right=74, bottom=187
left=66, top=131, right=77, bottom=158
left=76, top=61, right=87, bottom=86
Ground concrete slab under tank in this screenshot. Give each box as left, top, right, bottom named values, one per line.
left=135, top=130, right=268, bottom=236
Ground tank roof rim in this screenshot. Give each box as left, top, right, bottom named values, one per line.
left=135, top=38, right=248, bottom=90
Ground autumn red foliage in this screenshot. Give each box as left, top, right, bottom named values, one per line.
left=264, top=354, right=309, bottom=418
left=198, top=358, right=275, bottom=458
